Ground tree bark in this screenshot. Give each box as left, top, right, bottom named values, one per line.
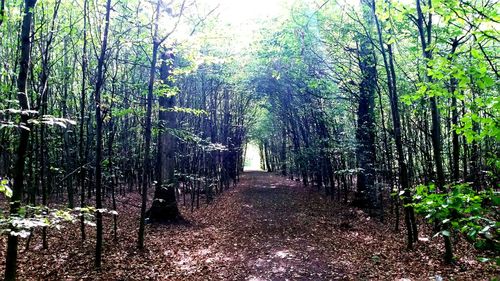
left=354, top=0, right=379, bottom=216
left=416, top=0, right=452, bottom=263
left=0, top=0, right=5, bottom=27
left=93, top=0, right=112, bottom=268
left=148, top=49, right=180, bottom=222
left=78, top=0, right=88, bottom=242
left=371, top=0, right=417, bottom=248
left=4, top=0, right=37, bottom=280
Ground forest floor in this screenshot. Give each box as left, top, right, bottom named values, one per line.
left=1, top=171, right=498, bottom=280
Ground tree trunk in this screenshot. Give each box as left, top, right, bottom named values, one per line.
left=93, top=0, right=112, bottom=268
left=354, top=0, right=379, bottom=216
left=4, top=0, right=37, bottom=280
left=448, top=39, right=460, bottom=182
left=416, top=0, right=452, bottom=262
left=137, top=40, right=157, bottom=249
left=78, top=0, right=88, bottom=242
left=371, top=0, right=417, bottom=248
left=148, top=49, right=180, bottom=222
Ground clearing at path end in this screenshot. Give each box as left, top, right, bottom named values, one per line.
left=12, top=172, right=494, bottom=280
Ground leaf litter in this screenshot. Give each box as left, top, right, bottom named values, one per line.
left=0, top=171, right=497, bottom=280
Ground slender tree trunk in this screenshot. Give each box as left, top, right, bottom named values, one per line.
left=416, top=0, right=451, bottom=262
left=448, top=39, right=460, bottom=182
left=451, top=95, right=459, bottom=181
left=93, top=0, right=112, bottom=268
left=416, top=0, right=445, bottom=191
left=0, top=0, right=5, bottom=27
left=79, top=0, right=88, bottom=242
left=4, top=0, right=37, bottom=280
left=281, top=127, right=287, bottom=176
left=107, top=105, right=118, bottom=241
left=40, top=94, right=48, bottom=250
left=138, top=2, right=160, bottom=248
left=371, top=0, right=417, bottom=248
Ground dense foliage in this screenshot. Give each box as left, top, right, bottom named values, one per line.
left=0, top=0, right=498, bottom=279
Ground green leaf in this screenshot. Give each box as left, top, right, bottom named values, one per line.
left=471, top=48, right=481, bottom=59
left=482, top=76, right=494, bottom=88
left=479, top=225, right=491, bottom=234
left=0, top=179, right=12, bottom=198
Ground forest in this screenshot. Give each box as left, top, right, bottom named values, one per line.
left=0, top=0, right=498, bottom=280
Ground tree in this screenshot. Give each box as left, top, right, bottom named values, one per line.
left=138, top=0, right=186, bottom=249
left=148, top=49, right=180, bottom=222
left=371, top=0, right=417, bottom=249
left=93, top=0, right=113, bottom=268
left=4, top=0, right=37, bottom=279
left=353, top=0, right=379, bottom=215
left=415, top=0, right=452, bottom=263
left=79, top=0, right=89, bottom=242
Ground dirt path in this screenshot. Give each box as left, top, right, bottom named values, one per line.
left=4, top=171, right=495, bottom=280
left=209, top=171, right=346, bottom=280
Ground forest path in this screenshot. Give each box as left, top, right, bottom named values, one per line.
left=208, top=171, right=347, bottom=280
left=14, top=171, right=487, bottom=280
left=137, top=171, right=371, bottom=280
left=157, top=171, right=477, bottom=281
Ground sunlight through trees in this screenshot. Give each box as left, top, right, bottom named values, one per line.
left=0, top=0, right=498, bottom=279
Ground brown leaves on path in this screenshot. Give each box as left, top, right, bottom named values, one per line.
left=0, top=171, right=497, bottom=280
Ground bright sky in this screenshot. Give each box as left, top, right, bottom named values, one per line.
left=216, top=0, right=289, bottom=25
left=244, top=142, right=263, bottom=171
left=168, top=0, right=291, bottom=55
left=202, top=0, right=369, bottom=48
left=175, top=0, right=415, bottom=60
left=188, top=0, right=292, bottom=55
